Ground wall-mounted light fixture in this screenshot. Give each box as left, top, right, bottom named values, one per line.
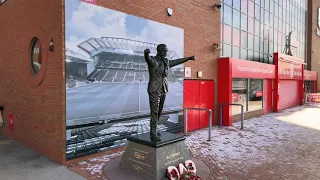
left=213, top=4, right=221, bottom=10
left=197, top=71, right=203, bottom=78
left=212, top=43, right=220, bottom=50
left=49, top=39, right=54, bottom=51
left=0, top=0, right=6, bottom=5
left=167, top=8, right=173, bottom=16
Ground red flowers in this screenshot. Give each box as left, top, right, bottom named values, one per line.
left=166, top=160, right=201, bottom=180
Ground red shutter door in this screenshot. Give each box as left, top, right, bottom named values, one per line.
left=279, top=80, right=299, bottom=110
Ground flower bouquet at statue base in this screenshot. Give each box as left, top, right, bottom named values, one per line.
left=165, top=160, right=202, bottom=180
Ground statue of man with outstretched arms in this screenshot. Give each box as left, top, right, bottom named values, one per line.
left=144, top=44, right=195, bottom=141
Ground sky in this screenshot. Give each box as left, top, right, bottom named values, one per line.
left=65, top=0, right=184, bottom=58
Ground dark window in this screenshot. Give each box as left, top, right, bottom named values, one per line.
left=232, top=79, right=248, bottom=115
left=30, top=37, right=42, bottom=75
left=248, top=79, right=263, bottom=111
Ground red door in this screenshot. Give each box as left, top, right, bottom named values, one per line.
left=183, top=80, right=200, bottom=131
left=199, top=80, right=214, bottom=129
left=183, top=80, right=214, bottom=132
left=264, top=79, right=273, bottom=114
left=279, top=80, right=300, bottom=110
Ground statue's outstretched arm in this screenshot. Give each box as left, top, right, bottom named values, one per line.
left=169, top=56, right=195, bottom=68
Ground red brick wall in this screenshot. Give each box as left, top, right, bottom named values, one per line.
left=0, top=0, right=65, bottom=164
left=309, top=0, right=320, bottom=92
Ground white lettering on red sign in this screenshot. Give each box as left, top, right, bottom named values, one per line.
left=237, top=66, right=273, bottom=74
left=279, top=69, right=302, bottom=77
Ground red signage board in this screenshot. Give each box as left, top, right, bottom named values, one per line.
left=308, top=93, right=320, bottom=102
left=304, top=70, right=317, bottom=81
left=81, top=0, right=97, bottom=5
left=278, top=61, right=303, bottom=80
left=231, top=58, right=276, bottom=79
left=232, top=93, right=239, bottom=101
left=256, top=91, right=263, bottom=97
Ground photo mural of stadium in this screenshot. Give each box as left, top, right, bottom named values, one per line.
left=65, top=0, right=184, bottom=160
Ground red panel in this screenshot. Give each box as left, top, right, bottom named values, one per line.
left=183, top=80, right=200, bottom=132
left=279, top=80, right=300, bottom=110
left=231, top=58, right=275, bottom=79
left=199, top=80, right=214, bottom=129
left=264, top=79, right=273, bottom=114
left=218, top=58, right=232, bottom=126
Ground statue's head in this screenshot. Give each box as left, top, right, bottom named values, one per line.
left=157, top=44, right=168, bottom=58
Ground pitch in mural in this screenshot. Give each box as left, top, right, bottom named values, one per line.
left=65, top=0, right=184, bottom=159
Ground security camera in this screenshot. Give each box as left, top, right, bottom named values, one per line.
left=213, top=4, right=222, bottom=10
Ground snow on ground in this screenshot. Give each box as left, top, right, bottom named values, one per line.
left=68, top=103, right=320, bottom=180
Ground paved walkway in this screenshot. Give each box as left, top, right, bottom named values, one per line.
left=0, top=136, right=85, bottom=180
left=186, top=103, right=320, bottom=180
left=68, top=103, right=320, bottom=180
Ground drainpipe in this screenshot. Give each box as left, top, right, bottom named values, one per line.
left=0, top=106, right=3, bottom=127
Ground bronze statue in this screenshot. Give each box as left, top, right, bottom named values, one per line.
left=144, top=44, right=195, bottom=141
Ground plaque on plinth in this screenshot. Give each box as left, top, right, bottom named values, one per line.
left=119, top=132, right=190, bottom=180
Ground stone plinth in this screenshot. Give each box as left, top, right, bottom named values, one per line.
left=119, top=132, right=190, bottom=180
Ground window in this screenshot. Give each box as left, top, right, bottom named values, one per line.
left=241, top=31, right=248, bottom=48
left=241, top=0, right=248, bottom=13
left=248, top=79, right=263, bottom=111
left=223, top=44, right=232, bottom=57
left=233, top=28, right=240, bottom=47
left=222, top=0, right=306, bottom=62
left=232, top=78, right=264, bottom=115
left=232, top=79, right=248, bottom=115
left=223, top=24, right=232, bottom=44
left=30, top=37, right=42, bottom=75
left=223, top=5, right=232, bottom=25
left=233, top=0, right=241, bottom=10
left=233, top=9, right=241, bottom=29
left=241, top=13, right=247, bottom=31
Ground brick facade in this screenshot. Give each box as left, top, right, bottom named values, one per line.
left=308, top=0, right=320, bottom=92
left=0, top=0, right=65, bottom=164
left=0, top=0, right=221, bottom=164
